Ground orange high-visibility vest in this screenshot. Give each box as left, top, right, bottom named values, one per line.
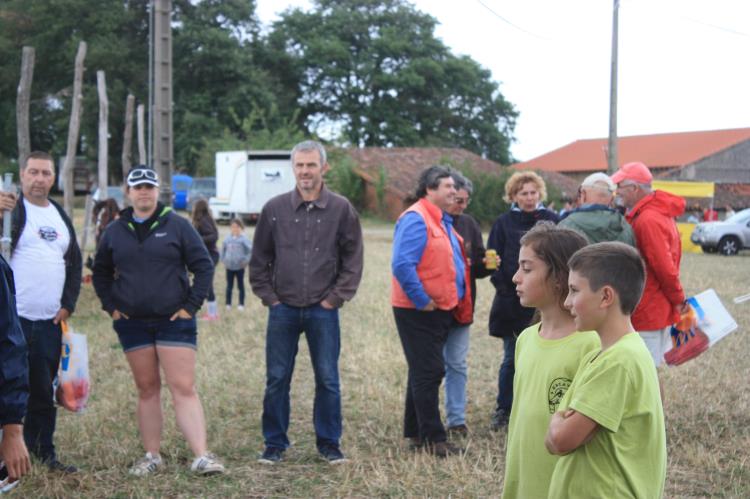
left=391, top=198, right=472, bottom=323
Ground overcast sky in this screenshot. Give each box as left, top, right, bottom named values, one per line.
left=255, top=0, right=750, bottom=162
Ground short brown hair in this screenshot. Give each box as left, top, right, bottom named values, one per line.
left=24, top=151, right=54, bottom=169
left=568, top=242, right=645, bottom=314
left=504, top=171, right=547, bottom=203
left=520, top=222, right=589, bottom=310
left=230, top=217, right=244, bottom=229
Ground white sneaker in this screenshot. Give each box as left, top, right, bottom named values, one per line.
left=129, top=452, right=163, bottom=476
left=191, top=453, right=225, bottom=476
left=226, top=305, right=232, bottom=311
left=237, top=305, right=245, bottom=311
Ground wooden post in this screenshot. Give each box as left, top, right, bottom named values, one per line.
left=122, top=95, right=135, bottom=177
left=16, top=46, right=35, bottom=170
left=137, top=104, right=146, bottom=165
left=122, top=95, right=135, bottom=207
left=97, top=70, right=109, bottom=200
left=80, top=193, right=94, bottom=256
left=62, top=41, right=87, bottom=217
left=607, top=0, right=619, bottom=174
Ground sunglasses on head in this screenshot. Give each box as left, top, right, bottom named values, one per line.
left=128, top=169, right=158, bottom=182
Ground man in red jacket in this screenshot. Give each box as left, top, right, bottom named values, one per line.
left=612, top=162, right=688, bottom=367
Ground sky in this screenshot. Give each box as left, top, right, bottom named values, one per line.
left=255, top=0, right=750, bottom=162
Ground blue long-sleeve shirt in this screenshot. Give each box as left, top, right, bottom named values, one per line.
left=392, top=211, right=466, bottom=309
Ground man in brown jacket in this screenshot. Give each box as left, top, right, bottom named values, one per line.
left=250, top=140, right=363, bottom=466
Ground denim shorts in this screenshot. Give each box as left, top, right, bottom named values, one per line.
left=113, top=317, right=198, bottom=353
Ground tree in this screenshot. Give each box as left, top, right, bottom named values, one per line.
left=266, top=0, right=518, bottom=164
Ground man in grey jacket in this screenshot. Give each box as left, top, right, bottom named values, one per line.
left=250, top=140, right=363, bottom=465
left=559, top=172, right=635, bottom=246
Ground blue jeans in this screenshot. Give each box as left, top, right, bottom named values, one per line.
left=19, top=318, right=62, bottom=462
left=496, top=336, right=517, bottom=412
left=443, top=324, right=470, bottom=427
left=262, top=303, right=341, bottom=451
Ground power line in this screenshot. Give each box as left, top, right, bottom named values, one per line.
left=473, top=0, right=549, bottom=40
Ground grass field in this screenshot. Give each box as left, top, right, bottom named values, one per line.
left=18, top=220, right=750, bottom=498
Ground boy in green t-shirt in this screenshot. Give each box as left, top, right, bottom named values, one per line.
left=545, top=242, right=667, bottom=499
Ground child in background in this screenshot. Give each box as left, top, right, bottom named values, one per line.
left=192, top=199, right=220, bottom=320
left=546, top=242, right=666, bottom=498
left=221, top=218, right=252, bottom=311
left=502, top=223, right=600, bottom=499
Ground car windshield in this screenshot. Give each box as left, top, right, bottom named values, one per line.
left=192, top=179, right=214, bottom=190
left=725, top=209, right=750, bottom=224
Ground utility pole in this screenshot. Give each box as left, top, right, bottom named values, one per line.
left=607, top=0, right=619, bottom=174
left=151, top=0, right=173, bottom=205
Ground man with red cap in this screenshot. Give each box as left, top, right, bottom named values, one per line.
left=612, top=161, right=688, bottom=367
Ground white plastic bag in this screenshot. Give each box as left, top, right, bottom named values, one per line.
left=56, top=322, right=90, bottom=413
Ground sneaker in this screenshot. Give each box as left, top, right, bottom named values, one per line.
left=257, top=447, right=284, bottom=465
left=226, top=305, right=232, bottom=311
left=46, top=458, right=78, bottom=474
left=200, top=313, right=219, bottom=321
left=319, top=445, right=347, bottom=465
left=447, top=424, right=469, bottom=437
left=237, top=305, right=245, bottom=311
left=129, top=452, right=163, bottom=476
left=424, top=441, right=463, bottom=458
left=490, top=408, right=510, bottom=431
left=191, top=453, right=225, bottom=476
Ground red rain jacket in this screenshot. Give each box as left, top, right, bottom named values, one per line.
left=627, top=190, right=686, bottom=330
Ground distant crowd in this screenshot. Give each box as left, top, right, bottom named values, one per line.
left=1, top=140, right=691, bottom=497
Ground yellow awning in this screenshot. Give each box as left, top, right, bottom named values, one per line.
left=652, top=180, right=714, bottom=198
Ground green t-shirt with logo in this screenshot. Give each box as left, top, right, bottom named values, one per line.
left=502, top=323, right=600, bottom=499
left=547, top=332, right=667, bottom=499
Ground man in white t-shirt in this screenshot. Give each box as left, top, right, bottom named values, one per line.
left=0, top=151, right=81, bottom=473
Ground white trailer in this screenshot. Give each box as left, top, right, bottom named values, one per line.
left=209, top=150, right=295, bottom=222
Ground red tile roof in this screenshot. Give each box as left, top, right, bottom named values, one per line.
left=346, top=147, right=503, bottom=197
left=514, top=128, right=750, bottom=173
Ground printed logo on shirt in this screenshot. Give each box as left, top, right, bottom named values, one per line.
left=155, top=232, right=167, bottom=237
left=38, top=226, right=59, bottom=242
left=548, top=377, right=572, bottom=414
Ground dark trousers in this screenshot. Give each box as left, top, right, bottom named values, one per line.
left=19, top=318, right=62, bottom=461
left=262, top=303, right=342, bottom=451
left=225, top=269, right=245, bottom=306
left=495, top=335, right=517, bottom=412
left=393, top=307, right=453, bottom=444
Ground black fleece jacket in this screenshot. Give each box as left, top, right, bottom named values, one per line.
left=92, top=204, right=214, bottom=319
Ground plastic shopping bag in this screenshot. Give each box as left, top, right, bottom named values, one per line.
left=55, top=321, right=90, bottom=412
left=664, top=302, right=709, bottom=366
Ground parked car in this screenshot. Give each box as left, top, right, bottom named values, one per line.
left=91, top=185, right=125, bottom=209
left=186, top=177, right=216, bottom=212
left=691, top=208, right=750, bottom=255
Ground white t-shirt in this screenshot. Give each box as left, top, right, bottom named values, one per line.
left=11, top=199, right=70, bottom=320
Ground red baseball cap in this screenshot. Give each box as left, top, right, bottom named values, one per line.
left=611, top=162, right=653, bottom=185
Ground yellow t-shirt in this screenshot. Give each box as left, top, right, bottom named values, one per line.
left=502, top=323, right=600, bottom=499
left=547, top=332, right=667, bottom=499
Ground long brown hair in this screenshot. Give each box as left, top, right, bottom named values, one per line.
left=191, top=199, right=215, bottom=229
left=519, top=222, right=588, bottom=311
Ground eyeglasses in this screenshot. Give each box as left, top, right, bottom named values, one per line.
left=454, top=197, right=471, bottom=206
left=127, top=169, right=158, bottom=182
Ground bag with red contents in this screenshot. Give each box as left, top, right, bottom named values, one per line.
left=55, top=321, right=90, bottom=413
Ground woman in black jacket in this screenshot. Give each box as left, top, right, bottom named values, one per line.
left=192, top=199, right=220, bottom=320
left=487, top=171, right=558, bottom=429
left=93, top=167, right=223, bottom=476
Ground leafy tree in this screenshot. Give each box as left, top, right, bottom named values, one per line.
left=266, top=0, right=518, bottom=164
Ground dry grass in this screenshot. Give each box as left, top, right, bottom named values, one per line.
left=19, top=219, right=750, bottom=498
